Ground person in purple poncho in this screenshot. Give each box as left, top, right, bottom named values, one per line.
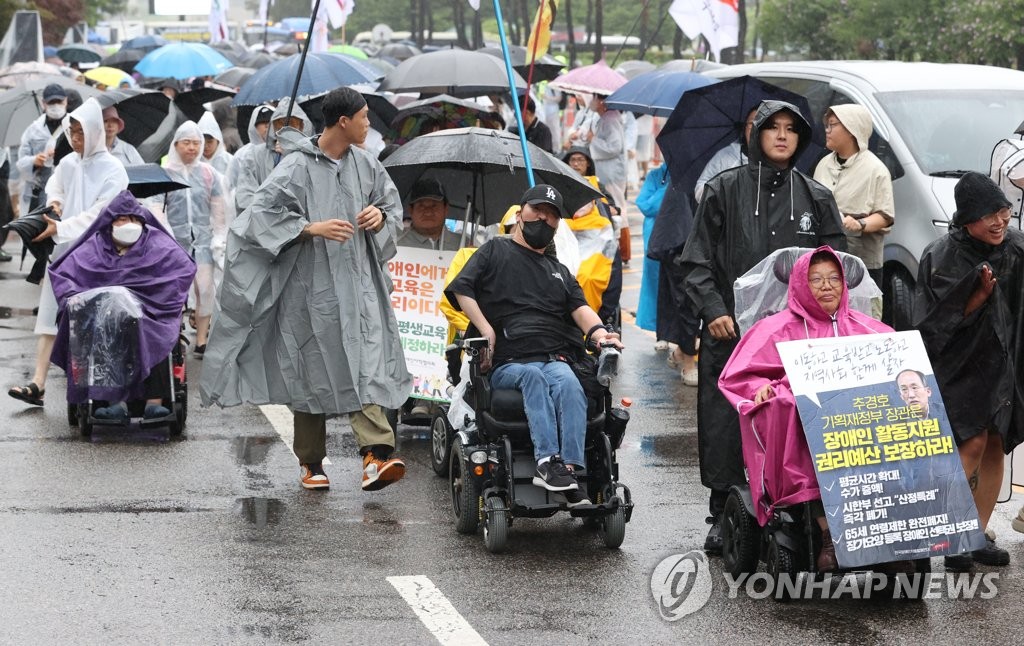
left=718, top=246, right=892, bottom=572
left=48, top=190, right=196, bottom=421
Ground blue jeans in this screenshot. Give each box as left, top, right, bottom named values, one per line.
left=490, top=360, right=587, bottom=468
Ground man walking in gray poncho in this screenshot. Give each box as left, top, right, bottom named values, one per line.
left=200, top=87, right=412, bottom=492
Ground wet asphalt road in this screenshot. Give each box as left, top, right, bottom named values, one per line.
left=2, top=219, right=1024, bottom=645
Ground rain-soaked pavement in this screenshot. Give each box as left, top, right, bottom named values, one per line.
left=2, top=219, right=1023, bottom=645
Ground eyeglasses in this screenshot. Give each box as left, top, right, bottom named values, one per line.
left=981, top=208, right=1012, bottom=225
left=808, top=275, right=843, bottom=288
left=824, top=121, right=843, bottom=132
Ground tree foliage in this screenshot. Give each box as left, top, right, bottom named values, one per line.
left=758, top=0, right=1024, bottom=68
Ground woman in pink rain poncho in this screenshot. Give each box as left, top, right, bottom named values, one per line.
left=718, top=246, right=891, bottom=571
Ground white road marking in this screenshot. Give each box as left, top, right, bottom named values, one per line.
left=387, top=575, right=487, bottom=646
left=258, top=404, right=332, bottom=465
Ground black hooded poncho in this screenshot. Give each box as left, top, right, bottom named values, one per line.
left=913, top=226, right=1024, bottom=452
left=678, top=100, right=846, bottom=494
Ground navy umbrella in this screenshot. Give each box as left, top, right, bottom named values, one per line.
left=650, top=75, right=820, bottom=260
left=57, top=43, right=102, bottom=65
left=232, top=52, right=382, bottom=106
left=605, top=70, right=717, bottom=118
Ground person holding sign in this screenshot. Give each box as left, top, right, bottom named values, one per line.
left=719, top=246, right=892, bottom=571
left=913, top=171, right=1024, bottom=570
left=679, top=100, right=847, bottom=553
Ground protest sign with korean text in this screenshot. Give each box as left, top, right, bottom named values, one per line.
left=388, top=247, right=455, bottom=403
left=777, top=330, right=985, bottom=568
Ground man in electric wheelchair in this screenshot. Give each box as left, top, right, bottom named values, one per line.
left=443, top=185, right=631, bottom=550
left=48, top=190, right=196, bottom=433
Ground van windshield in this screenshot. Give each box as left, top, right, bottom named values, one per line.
left=875, top=90, right=1024, bottom=176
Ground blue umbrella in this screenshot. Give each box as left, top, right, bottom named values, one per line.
left=120, top=34, right=168, bottom=53
left=135, top=43, right=233, bottom=80
left=605, top=70, right=717, bottom=117
left=232, top=52, right=382, bottom=106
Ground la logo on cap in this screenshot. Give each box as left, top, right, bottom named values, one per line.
left=545, top=187, right=556, bottom=200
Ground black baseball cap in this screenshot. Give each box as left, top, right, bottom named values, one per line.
left=521, top=184, right=567, bottom=218
left=408, top=177, right=447, bottom=204
left=42, top=83, right=67, bottom=102
left=253, top=105, right=274, bottom=125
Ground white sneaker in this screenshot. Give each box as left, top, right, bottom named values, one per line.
left=681, top=368, right=698, bottom=387
left=1012, top=507, right=1024, bottom=534
left=654, top=340, right=670, bottom=351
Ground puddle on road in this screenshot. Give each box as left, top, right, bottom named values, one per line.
left=361, top=502, right=400, bottom=526
left=230, top=436, right=276, bottom=465
left=20, top=503, right=209, bottom=514
left=622, top=433, right=700, bottom=466
left=236, top=496, right=284, bottom=528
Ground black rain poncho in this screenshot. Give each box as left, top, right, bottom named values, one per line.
left=913, top=227, right=1024, bottom=452
left=678, top=100, right=846, bottom=495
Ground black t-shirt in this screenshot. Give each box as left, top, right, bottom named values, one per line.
left=445, top=237, right=588, bottom=365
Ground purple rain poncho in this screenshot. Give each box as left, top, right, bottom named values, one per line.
left=718, top=246, right=892, bottom=526
left=49, top=190, right=196, bottom=404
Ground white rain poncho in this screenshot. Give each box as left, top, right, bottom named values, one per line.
left=198, top=111, right=234, bottom=176
left=233, top=99, right=314, bottom=215
left=732, top=247, right=882, bottom=334
left=163, top=120, right=228, bottom=316
left=227, top=104, right=272, bottom=193
left=36, top=98, right=129, bottom=335
left=200, top=134, right=411, bottom=415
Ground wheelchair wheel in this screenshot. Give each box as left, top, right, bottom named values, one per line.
left=722, top=489, right=759, bottom=577
left=67, top=404, right=79, bottom=427
left=483, top=496, right=509, bottom=554
left=450, top=442, right=480, bottom=534
left=601, top=497, right=626, bottom=549
left=430, top=412, right=453, bottom=477
left=77, top=404, right=93, bottom=438
left=766, top=536, right=798, bottom=602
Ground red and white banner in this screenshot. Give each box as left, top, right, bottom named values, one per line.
left=669, top=0, right=740, bottom=62
left=209, top=0, right=230, bottom=44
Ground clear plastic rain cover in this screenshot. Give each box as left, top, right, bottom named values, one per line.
left=67, top=286, right=143, bottom=392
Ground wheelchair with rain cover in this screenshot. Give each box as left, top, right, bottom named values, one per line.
left=720, top=248, right=930, bottom=601
left=63, top=287, right=188, bottom=437
left=430, top=332, right=633, bottom=553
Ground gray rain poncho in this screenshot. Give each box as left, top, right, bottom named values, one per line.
left=163, top=120, right=228, bottom=317
left=233, top=99, right=314, bottom=215
left=227, top=104, right=271, bottom=192
left=200, top=134, right=411, bottom=415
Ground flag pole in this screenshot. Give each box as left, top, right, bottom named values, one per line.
left=492, top=0, right=535, bottom=187
left=284, top=0, right=322, bottom=121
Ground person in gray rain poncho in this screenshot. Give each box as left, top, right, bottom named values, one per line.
left=198, top=111, right=234, bottom=176
left=233, top=98, right=314, bottom=215
left=201, top=87, right=411, bottom=493
left=7, top=97, right=129, bottom=408
left=227, top=104, right=273, bottom=196
left=678, top=99, right=846, bottom=554
left=162, top=120, right=228, bottom=357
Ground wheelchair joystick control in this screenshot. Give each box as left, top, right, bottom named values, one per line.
left=596, top=342, right=620, bottom=387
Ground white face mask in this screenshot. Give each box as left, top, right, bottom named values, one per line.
left=112, top=222, right=143, bottom=246
left=45, top=104, right=66, bottom=120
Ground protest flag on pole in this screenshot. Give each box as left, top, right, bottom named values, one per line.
left=209, top=0, right=230, bottom=44
left=668, top=0, right=739, bottom=62
left=526, top=0, right=558, bottom=62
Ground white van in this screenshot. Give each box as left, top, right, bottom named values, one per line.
left=705, top=61, right=1024, bottom=328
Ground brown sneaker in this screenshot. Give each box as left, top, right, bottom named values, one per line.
left=300, top=463, right=330, bottom=490
left=362, top=452, right=405, bottom=491
left=817, top=528, right=838, bottom=572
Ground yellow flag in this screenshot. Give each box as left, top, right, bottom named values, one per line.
left=526, top=0, right=558, bottom=62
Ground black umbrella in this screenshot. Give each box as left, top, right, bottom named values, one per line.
left=378, top=49, right=527, bottom=98
left=376, top=43, right=421, bottom=61
left=299, top=91, right=398, bottom=140
left=125, top=164, right=190, bottom=199
left=174, top=86, right=235, bottom=122
left=57, top=44, right=102, bottom=65
left=2, top=204, right=58, bottom=275
left=650, top=75, right=821, bottom=260
left=478, top=46, right=565, bottom=83
left=241, top=51, right=277, bottom=69
left=215, top=66, right=256, bottom=89
left=120, top=35, right=168, bottom=53
left=383, top=127, right=601, bottom=226
left=102, top=48, right=146, bottom=73
left=96, top=89, right=176, bottom=163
